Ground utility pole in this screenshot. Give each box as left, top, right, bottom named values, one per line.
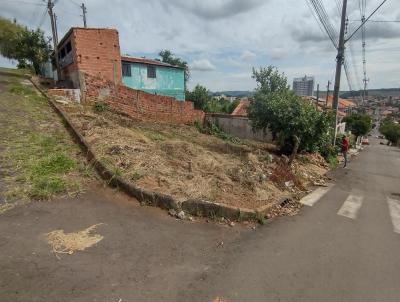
left=316, top=84, right=320, bottom=110
left=326, top=80, right=331, bottom=111
left=47, top=0, right=60, bottom=81
left=332, top=0, right=348, bottom=112
left=333, top=0, right=348, bottom=145
left=53, top=13, right=58, bottom=45
left=81, top=3, right=87, bottom=28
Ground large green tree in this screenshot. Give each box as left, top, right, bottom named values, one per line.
left=0, top=17, right=51, bottom=74
left=343, top=114, right=372, bottom=138
left=158, top=50, right=190, bottom=88
left=248, top=66, right=333, bottom=160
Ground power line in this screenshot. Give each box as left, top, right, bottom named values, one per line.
left=306, top=0, right=339, bottom=49
left=36, top=6, right=48, bottom=29
left=2, top=0, right=45, bottom=5
left=350, top=19, right=400, bottom=23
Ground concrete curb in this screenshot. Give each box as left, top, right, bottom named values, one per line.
left=28, top=76, right=287, bottom=221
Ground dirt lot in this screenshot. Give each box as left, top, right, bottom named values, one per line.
left=61, top=102, right=329, bottom=210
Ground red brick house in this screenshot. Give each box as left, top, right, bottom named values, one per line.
left=57, top=27, right=122, bottom=88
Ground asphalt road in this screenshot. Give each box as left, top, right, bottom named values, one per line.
left=182, top=137, right=400, bottom=302
left=1, top=138, right=400, bottom=302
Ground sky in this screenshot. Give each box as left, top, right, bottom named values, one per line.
left=1, top=0, right=399, bottom=91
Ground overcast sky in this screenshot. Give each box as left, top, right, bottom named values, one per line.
left=1, top=0, right=399, bottom=91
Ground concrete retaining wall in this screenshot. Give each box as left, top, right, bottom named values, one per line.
left=205, top=113, right=273, bottom=142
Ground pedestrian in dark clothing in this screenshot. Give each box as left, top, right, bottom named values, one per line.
left=341, top=135, right=349, bottom=168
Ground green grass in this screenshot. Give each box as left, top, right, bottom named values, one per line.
left=326, top=154, right=339, bottom=169
left=131, top=170, right=143, bottom=181
left=0, top=74, right=90, bottom=202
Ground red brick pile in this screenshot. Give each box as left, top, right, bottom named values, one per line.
left=82, top=73, right=205, bottom=125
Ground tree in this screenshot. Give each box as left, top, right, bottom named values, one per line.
left=343, top=114, right=372, bottom=138
left=0, top=17, right=51, bottom=74
left=158, top=50, right=190, bottom=88
left=380, top=118, right=400, bottom=146
left=248, top=66, right=333, bottom=160
left=185, top=84, right=210, bottom=110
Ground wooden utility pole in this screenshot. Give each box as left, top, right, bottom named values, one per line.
left=316, top=84, right=320, bottom=110
left=48, top=0, right=60, bottom=81
left=81, top=3, right=87, bottom=28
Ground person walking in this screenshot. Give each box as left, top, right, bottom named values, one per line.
left=341, top=135, right=349, bottom=168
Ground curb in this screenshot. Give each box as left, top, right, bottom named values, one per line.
left=28, top=77, right=288, bottom=221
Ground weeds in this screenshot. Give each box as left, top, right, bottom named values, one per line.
left=203, top=122, right=241, bottom=144
left=131, top=171, right=143, bottom=181
left=256, top=212, right=267, bottom=225
left=93, top=101, right=108, bottom=112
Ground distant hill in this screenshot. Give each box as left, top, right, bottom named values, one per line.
left=211, top=91, right=253, bottom=98
left=316, top=88, right=400, bottom=99
left=211, top=88, right=400, bottom=99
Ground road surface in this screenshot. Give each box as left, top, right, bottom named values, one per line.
left=1, top=138, right=400, bottom=302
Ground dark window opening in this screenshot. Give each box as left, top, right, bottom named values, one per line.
left=122, top=63, right=131, bottom=77
left=65, top=41, right=72, bottom=53
left=60, top=48, right=66, bottom=59
left=147, top=65, right=156, bottom=78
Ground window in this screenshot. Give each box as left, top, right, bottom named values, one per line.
left=122, top=63, right=131, bottom=77
left=65, top=41, right=72, bottom=54
left=147, top=65, right=156, bottom=78
left=60, top=47, right=66, bottom=59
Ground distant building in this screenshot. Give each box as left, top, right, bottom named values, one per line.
left=293, top=76, right=315, bottom=97
left=231, top=98, right=250, bottom=116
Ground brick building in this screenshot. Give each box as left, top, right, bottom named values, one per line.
left=57, top=27, right=122, bottom=88
left=51, top=27, right=203, bottom=125
left=56, top=27, right=185, bottom=102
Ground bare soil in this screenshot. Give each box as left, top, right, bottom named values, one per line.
left=61, top=103, right=329, bottom=210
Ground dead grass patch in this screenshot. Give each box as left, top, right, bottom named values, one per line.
left=44, top=223, right=104, bottom=256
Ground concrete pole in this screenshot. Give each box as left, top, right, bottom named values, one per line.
left=333, top=0, right=348, bottom=145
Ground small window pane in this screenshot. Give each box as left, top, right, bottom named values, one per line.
left=122, top=63, right=131, bottom=77
left=147, top=65, right=156, bottom=78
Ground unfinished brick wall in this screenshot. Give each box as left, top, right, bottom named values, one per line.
left=58, top=28, right=122, bottom=88
left=82, top=73, right=204, bottom=124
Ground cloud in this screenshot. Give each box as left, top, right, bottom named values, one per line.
left=1, top=0, right=400, bottom=90
left=240, top=50, right=256, bottom=61
left=163, top=0, right=268, bottom=20
left=191, top=59, right=216, bottom=71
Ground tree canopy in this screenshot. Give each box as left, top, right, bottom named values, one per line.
left=185, top=84, right=239, bottom=114
left=0, top=17, right=51, bottom=74
left=343, top=114, right=372, bottom=138
left=158, top=50, right=189, bottom=87
left=248, top=66, right=333, bottom=156
left=380, top=118, right=400, bottom=146
left=185, top=84, right=209, bottom=110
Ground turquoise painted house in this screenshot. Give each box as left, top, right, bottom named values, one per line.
left=121, top=56, right=185, bottom=101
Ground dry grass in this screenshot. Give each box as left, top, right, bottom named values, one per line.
left=44, top=223, right=104, bottom=256
left=62, top=104, right=329, bottom=210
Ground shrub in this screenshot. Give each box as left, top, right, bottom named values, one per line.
left=380, top=119, right=400, bottom=145
left=93, top=101, right=108, bottom=112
